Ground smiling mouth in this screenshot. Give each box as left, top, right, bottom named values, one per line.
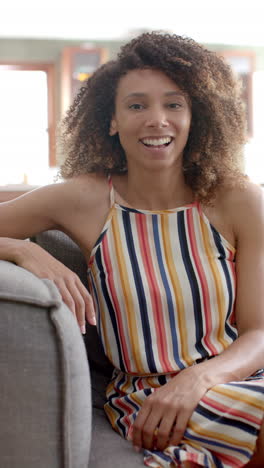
left=140, top=137, right=173, bottom=148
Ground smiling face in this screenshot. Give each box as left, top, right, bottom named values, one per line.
left=110, top=68, right=192, bottom=172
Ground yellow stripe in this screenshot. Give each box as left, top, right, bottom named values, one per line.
left=112, top=211, right=144, bottom=373
left=120, top=376, right=134, bottom=395
left=161, top=214, right=193, bottom=366
left=211, top=385, right=264, bottom=411
left=130, top=392, right=145, bottom=408
left=106, top=380, right=115, bottom=395
left=146, top=376, right=161, bottom=388
left=200, top=215, right=229, bottom=349
left=189, top=420, right=255, bottom=451
left=104, top=403, right=119, bottom=429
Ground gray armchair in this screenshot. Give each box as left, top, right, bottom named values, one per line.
left=0, top=231, right=142, bottom=468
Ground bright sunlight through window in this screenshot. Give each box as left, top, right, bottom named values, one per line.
left=244, top=71, right=264, bottom=185
left=0, top=69, right=263, bottom=187
left=0, top=70, right=54, bottom=186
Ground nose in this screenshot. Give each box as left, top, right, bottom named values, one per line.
left=144, top=106, right=169, bottom=128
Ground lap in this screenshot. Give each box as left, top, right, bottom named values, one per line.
left=105, top=371, right=264, bottom=467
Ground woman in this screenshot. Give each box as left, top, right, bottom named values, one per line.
left=1, top=32, right=264, bottom=467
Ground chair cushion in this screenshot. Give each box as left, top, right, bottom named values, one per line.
left=90, top=409, right=143, bottom=468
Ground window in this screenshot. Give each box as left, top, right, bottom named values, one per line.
left=245, top=71, right=264, bottom=185
left=0, top=64, right=55, bottom=186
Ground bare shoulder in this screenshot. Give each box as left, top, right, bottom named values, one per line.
left=64, top=172, right=108, bottom=192
left=217, top=180, right=264, bottom=219
left=215, top=180, right=264, bottom=243
left=0, top=172, right=109, bottom=242
left=203, top=180, right=264, bottom=248
left=56, top=173, right=112, bottom=256
left=54, top=172, right=109, bottom=209
left=43, top=173, right=111, bottom=237
left=20, top=172, right=109, bottom=217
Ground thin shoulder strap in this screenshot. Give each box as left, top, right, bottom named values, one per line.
left=195, top=200, right=202, bottom=215
left=107, top=174, right=115, bottom=208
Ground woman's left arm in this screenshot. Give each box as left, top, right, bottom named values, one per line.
left=132, top=182, right=264, bottom=452
left=199, top=182, right=264, bottom=384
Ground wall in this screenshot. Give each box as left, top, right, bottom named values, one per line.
left=1, top=37, right=264, bottom=123
left=0, top=38, right=124, bottom=124
left=1, top=37, right=264, bottom=177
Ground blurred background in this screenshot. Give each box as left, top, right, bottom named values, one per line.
left=0, top=0, right=263, bottom=195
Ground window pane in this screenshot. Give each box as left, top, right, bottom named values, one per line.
left=0, top=70, right=50, bottom=185
left=245, top=71, right=264, bottom=185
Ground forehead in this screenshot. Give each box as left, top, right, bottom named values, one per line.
left=116, top=68, right=184, bottom=97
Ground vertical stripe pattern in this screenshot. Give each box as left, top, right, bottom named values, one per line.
left=88, top=201, right=237, bottom=374
left=87, top=196, right=264, bottom=467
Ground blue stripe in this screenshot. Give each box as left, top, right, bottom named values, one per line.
left=211, top=452, right=224, bottom=468
left=122, top=210, right=157, bottom=373
left=184, top=428, right=251, bottom=458
left=95, top=248, right=125, bottom=371
left=124, top=395, right=140, bottom=414
left=228, top=381, right=264, bottom=394
left=93, top=228, right=108, bottom=248
left=144, top=449, right=172, bottom=463
left=106, top=399, right=126, bottom=437
left=211, top=225, right=237, bottom=341
left=178, top=210, right=209, bottom=358
left=152, top=215, right=185, bottom=370
left=107, top=374, right=127, bottom=437
left=131, top=376, right=140, bottom=393
left=196, top=403, right=258, bottom=435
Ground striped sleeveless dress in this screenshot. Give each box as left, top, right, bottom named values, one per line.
left=87, top=180, right=264, bottom=467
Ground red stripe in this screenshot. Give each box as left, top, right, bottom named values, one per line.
left=137, top=378, right=144, bottom=391
left=102, top=237, right=131, bottom=370
left=117, top=397, right=136, bottom=433
left=217, top=451, right=243, bottom=467
left=202, top=395, right=261, bottom=425
left=136, top=213, right=171, bottom=371
left=187, top=208, right=218, bottom=354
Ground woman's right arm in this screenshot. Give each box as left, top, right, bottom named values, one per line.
left=0, top=182, right=97, bottom=332
left=0, top=183, right=65, bottom=239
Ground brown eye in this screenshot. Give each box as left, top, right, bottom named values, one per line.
left=167, top=103, right=182, bottom=109
left=129, top=104, right=144, bottom=110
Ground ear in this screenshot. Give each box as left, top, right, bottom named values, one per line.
left=109, top=117, right=118, bottom=136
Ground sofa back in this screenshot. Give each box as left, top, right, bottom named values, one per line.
left=32, top=230, right=113, bottom=377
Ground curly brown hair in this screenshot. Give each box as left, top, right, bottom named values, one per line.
left=58, top=31, right=247, bottom=202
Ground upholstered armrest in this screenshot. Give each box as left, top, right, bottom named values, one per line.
left=0, top=260, right=91, bottom=468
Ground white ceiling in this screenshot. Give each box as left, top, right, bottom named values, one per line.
left=1, top=0, right=264, bottom=46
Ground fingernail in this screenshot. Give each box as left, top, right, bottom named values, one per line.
left=91, top=316, right=96, bottom=326
left=133, top=446, right=141, bottom=453
left=81, top=325, right=86, bottom=334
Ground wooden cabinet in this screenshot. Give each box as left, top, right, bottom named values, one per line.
left=60, top=46, right=108, bottom=115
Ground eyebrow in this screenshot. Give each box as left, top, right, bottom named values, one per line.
left=123, top=91, right=186, bottom=101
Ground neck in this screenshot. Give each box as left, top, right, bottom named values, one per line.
left=116, top=167, right=193, bottom=210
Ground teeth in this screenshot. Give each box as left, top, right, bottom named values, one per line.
left=142, top=137, right=172, bottom=146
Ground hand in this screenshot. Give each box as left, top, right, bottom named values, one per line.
left=17, top=240, right=96, bottom=333
left=132, top=366, right=208, bottom=452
